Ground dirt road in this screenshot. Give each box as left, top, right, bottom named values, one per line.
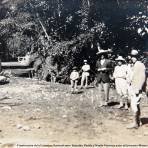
left=0, top=77, right=148, bottom=147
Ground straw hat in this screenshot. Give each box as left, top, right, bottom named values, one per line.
left=96, top=49, right=112, bottom=55
left=72, top=66, right=77, bottom=70
left=115, top=56, right=125, bottom=61
left=131, top=50, right=138, bottom=56
left=83, top=60, right=87, bottom=63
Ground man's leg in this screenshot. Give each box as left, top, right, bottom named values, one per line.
left=116, top=87, right=124, bottom=108
left=137, top=104, right=142, bottom=126
left=116, top=79, right=127, bottom=108
left=53, top=75, right=56, bottom=83
left=80, top=74, right=85, bottom=88
left=127, top=94, right=141, bottom=129
left=124, top=97, right=129, bottom=110
left=122, top=80, right=128, bottom=109
left=103, top=83, right=110, bottom=105
left=74, top=80, right=78, bottom=91
left=98, top=82, right=104, bottom=106
left=85, top=76, right=88, bottom=88
left=118, top=95, right=128, bottom=109
left=70, top=80, right=74, bottom=92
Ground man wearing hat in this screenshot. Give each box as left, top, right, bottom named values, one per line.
left=127, top=50, right=146, bottom=129
left=113, top=56, right=128, bottom=109
left=80, top=60, right=90, bottom=88
left=70, top=67, right=79, bottom=93
left=96, top=49, right=113, bottom=107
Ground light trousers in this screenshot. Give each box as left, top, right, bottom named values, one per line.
left=98, top=82, right=109, bottom=103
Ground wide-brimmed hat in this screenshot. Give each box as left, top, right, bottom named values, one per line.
left=72, top=66, right=77, bottom=70
left=115, top=56, right=125, bottom=61
left=83, top=60, right=87, bottom=63
left=96, top=49, right=112, bottom=55
left=131, top=49, right=139, bottom=56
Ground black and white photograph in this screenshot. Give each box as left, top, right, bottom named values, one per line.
left=0, top=0, right=148, bottom=147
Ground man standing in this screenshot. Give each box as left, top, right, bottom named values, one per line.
left=127, top=50, right=146, bottom=129
left=80, top=60, right=90, bottom=88
left=96, top=50, right=112, bottom=107
left=113, top=56, right=128, bottom=109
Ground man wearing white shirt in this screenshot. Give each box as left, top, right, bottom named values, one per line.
left=70, top=67, right=79, bottom=93
left=80, top=60, right=90, bottom=88
left=113, top=56, right=128, bottom=109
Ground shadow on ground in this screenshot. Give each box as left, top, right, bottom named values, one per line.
left=108, top=101, right=119, bottom=106
left=141, top=117, right=148, bottom=125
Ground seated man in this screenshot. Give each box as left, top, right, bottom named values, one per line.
left=18, top=52, right=31, bottom=65
left=0, top=70, right=10, bottom=84
left=0, top=75, right=8, bottom=82
left=70, top=67, right=79, bottom=93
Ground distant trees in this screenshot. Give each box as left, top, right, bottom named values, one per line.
left=0, top=0, right=147, bottom=81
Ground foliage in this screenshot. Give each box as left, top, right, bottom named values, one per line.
left=0, top=0, right=148, bottom=82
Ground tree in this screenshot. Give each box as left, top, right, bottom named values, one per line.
left=0, top=0, right=147, bottom=82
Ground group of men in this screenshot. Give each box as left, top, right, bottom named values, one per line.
left=70, top=48, right=147, bottom=129
left=70, top=59, right=90, bottom=92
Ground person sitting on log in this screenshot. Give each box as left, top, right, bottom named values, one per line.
left=0, top=59, right=10, bottom=84
left=70, top=67, right=79, bottom=93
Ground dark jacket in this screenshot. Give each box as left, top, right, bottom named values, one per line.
left=96, top=59, right=112, bottom=83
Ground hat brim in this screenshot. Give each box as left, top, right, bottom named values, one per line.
left=96, top=50, right=111, bottom=55
left=115, top=59, right=125, bottom=61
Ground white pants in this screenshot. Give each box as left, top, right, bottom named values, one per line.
left=98, top=82, right=109, bottom=103
left=115, top=78, right=128, bottom=96
left=130, top=87, right=141, bottom=113
left=81, top=72, right=89, bottom=87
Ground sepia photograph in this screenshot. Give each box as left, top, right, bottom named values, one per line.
left=0, top=0, right=148, bottom=147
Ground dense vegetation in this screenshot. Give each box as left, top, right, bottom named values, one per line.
left=0, top=0, right=148, bottom=82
